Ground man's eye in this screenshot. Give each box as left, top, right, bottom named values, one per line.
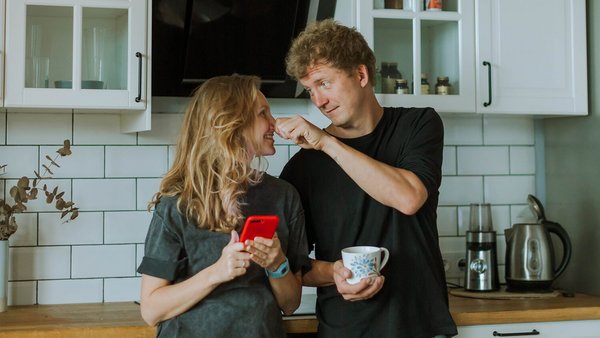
left=321, top=81, right=331, bottom=89
left=304, top=88, right=313, bottom=96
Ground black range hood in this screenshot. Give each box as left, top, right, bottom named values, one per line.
left=152, top=0, right=336, bottom=98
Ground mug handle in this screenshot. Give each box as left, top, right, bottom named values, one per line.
left=379, top=247, right=390, bottom=270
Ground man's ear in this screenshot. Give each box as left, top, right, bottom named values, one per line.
left=356, top=64, right=370, bottom=88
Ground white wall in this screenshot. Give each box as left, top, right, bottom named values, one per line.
left=0, top=105, right=539, bottom=305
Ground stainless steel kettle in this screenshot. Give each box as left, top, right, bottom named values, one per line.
left=504, top=195, right=572, bottom=292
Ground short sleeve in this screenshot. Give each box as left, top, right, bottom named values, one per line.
left=137, top=208, right=187, bottom=281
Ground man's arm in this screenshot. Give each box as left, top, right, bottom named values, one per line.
left=275, top=116, right=428, bottom=215
left=303, top=259, right=384, bottom=301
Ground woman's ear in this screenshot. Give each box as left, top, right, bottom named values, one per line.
left=356, top=64, right=370, bottom=88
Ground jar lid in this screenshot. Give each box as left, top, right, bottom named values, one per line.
left=437, top=76, right=449, bottom=81
left=396, top=79, right=408, bottom=84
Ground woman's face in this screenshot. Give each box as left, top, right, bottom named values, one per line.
left=248, top=92, right=276, bottom=158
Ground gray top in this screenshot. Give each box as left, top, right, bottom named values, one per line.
left=137, top=174, right=309, bottom=338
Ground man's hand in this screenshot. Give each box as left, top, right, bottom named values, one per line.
left=275, top=116, right=329, bottom=151
left=332, top=260, right=385, bottom=301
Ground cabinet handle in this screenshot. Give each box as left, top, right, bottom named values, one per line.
left=493, top=329, right=539, bottom=336
left=483, top=61, right=492, bottom=107
left=135, top=52, right=142, bottom=103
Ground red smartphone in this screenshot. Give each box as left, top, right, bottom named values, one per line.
left=239, top=215, right=279, bottom=242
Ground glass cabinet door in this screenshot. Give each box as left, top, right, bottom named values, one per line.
left=357, top=0, right=475, bottom=113
left=6, top=0, right=147, bottom=110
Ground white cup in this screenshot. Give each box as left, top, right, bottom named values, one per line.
left=341, top=246, right=389, bottom=284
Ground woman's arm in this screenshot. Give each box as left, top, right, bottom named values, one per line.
left=139, top=231, right=251, bottom=326
left=247, top=234, right=302, bottom=315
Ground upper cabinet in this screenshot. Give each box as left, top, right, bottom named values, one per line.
left=357, top=0, right=476, bottom=113
left=355, top=0, right=587, bottom=116
left=4, top=0, right=151, bottom=132
left=476, top=0, right=587, bottom=115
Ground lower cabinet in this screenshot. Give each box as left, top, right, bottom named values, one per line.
left=457, top=320, right=600, bottom=337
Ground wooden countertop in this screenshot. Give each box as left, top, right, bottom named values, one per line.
left=1, top=294, right=600, bottom=336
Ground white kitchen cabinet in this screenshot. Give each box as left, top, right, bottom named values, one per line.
left=475, top=0, right=587, bottom=116
left=4, top=0, right=151, bottom=132
left=458, top=320, right=600, bottom=338
left=357, top=0, right=476, bottom=113
left=354, top=0, right=587, bottom=116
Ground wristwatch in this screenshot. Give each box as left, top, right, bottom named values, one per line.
left=265, top=257, right=290, bottom=279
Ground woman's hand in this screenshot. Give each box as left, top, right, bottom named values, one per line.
left=244, top=233, right=285, bottom=271
left=213, top=230, right=252, bottom=283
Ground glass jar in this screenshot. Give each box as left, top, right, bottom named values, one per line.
left=395, top=79, right=409, bottom=94
left=381, top=62, right=402, bottom=94
left=420, top=73, right=430, bottom=95
left=435, top=76, right=451, bottom=95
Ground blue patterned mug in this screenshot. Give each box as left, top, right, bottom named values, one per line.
left=341, top=246, right=390, bottom=284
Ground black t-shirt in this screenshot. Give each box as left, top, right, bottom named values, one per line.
left=280, top=107, right=457, bottom=338
left=137, top=174, right=310, bottom=338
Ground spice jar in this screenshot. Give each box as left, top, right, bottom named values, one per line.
left=435, top=76, right=451, bottom=95
left=395, top=79, right=409, bottom=94
left=420, top=73, right=430, bottom=95
left=381, top=62, right=402, bottom=94
left=425, top=0, right=443, bottom=11
left=385, top=0, right=403, bottom=9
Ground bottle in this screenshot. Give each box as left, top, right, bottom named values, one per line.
left=435, top=76, right=451, bottom=95
left=381, top=62, right=402, bottom=94
left=420, top=73, right=430, bottom=95
left=425, top=0, right=443, bottom=11
left=395, top=79, right=409, bottom=94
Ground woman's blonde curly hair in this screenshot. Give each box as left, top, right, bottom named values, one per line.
left=285, top=19, right=376, bottom=85
left=150, top=74, right=265, bottom=233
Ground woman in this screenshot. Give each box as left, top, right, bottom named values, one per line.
left=137, top=75, right=309, bottom=337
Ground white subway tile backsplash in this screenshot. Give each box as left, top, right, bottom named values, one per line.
left=442, top=147, right=456, bottom=175
left=39, top=212, right=103, bottom=245
left=9, top=213, right=38, bottom=246
left=484, top=117, right=534, bottom=145
left=484, top=176, right=536, bottom=204
left=7, top=113, right=72, bottom=145
left=73, top=179, right=136, bottom=211
left=73, top=114, right=137, bottom=145
left=8, top=281, right=37, bottom=306
left=137, top=178, right=161, bottom=210
left=168, top=145, right=176, bottom=167
left=2, top=106, right=541, bottom=303
left=510, top=146, right=536, bottom=174
left=72, top=245, right=136, bottom=278
left=267, top=146, right=289, bottom=177
left=0, top=146, right=39, bottom=178
left=457, top=146, right=509, bottom=175
left=105, top=146, right=168, bottom=177
left=138, top=113, right=183, bottom=145
left=442, top=116, right=482, bottom=145
left=136, top=244, right=144, bottom=277
left=437, top=206, right=457, bottom=236
left=439, top=176, right=484, bottom=205
left=105, top=211, right=152, bottom=244
left=40, top=146, right=104, bottom=178
left=9, top=246, right=71, bottom=280
left=104, top=277, right=141, bottom=302
left=38, top=279, right=103, bottom=304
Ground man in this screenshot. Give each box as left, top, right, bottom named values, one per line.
left=275, top=19, right=457, bottom=338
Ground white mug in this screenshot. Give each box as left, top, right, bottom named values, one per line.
left=341, top=246, right=389, bottom=284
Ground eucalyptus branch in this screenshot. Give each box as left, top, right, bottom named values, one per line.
left=0, top=140, right=78, bottom=240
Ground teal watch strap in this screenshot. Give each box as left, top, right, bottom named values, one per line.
left=265, top=257, right=290, bottom=279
